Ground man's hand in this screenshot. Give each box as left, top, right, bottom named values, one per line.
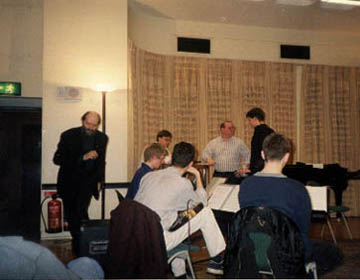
left=206, top=157, right=215, bottom=166
left=234, top=165, right=250, bottom=178
left=187, top=166, right=204, bottom=189
left=83, top=150, right=98, bottom=160
left=187, top=166, right=201, bottom=177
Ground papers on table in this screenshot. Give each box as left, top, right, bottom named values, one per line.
left=206, top=177, right=227, bottom=196
left=206, top=177, right=328, bottom=213
left=208, top=184, right=240, bottom=213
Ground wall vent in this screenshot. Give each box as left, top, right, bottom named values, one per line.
left=178, top=37, right=210, bottom=54
left=281, top=44, right=310, bottom=60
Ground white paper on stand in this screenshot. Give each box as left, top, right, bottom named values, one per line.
left=208, top=184, right=240, bottom=212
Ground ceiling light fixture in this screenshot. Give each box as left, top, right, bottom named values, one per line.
left=321, top=0, right=360, bottom=6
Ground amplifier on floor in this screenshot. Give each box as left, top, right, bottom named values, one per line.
left=79, top=219, right=110, bottom=267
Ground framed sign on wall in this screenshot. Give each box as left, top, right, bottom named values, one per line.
left=0, top=82, right=21, bottom=96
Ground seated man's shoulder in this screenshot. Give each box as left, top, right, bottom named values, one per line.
left=232, top=136, right=246, bottom=144
left=283, top=177, right=306, bottom=188
left=242, top=175, right=303, bottom=189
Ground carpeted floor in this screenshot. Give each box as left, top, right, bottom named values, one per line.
left=321, top=239, right=360, bottom=279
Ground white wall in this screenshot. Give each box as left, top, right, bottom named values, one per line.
left=0, top=0, right=43, bottom=97
left=129, top=7, right=360, bottom=67
left=42, top=0, right=128, bottom=185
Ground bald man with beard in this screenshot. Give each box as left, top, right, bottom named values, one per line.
left=53, top=111, right=108, bottom=255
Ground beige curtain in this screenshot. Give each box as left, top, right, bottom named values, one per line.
left=129, top=42, right=297, bottom=175
left=300, top=65, right=360, bottom=215
left=128, top=41, right=360, bottom=215
left=128, top=42, right=171, bottom=172
left=205, top=59, right=234, bottom=146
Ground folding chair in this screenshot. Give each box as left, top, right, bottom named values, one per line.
left=167, top=243, right=197, bottom=279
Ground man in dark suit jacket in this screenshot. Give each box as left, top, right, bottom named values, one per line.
left=53, top=111, right=108, bottom=255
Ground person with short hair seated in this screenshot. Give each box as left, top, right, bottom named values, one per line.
left=126, top=143, right=166, bottom=199
left=0, top=235, right=104, bottom=280
left=238, top=133, right=342, bottom=277
left=135, top=141, right=226, bottom=277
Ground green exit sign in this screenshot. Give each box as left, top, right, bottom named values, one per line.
left=0, top=82, right=21, bottom=96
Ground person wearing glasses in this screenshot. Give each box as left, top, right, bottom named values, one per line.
left=126, top=143, right=166, bottom=199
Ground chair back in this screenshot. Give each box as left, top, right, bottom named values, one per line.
left=248, top=232, right=273, bottom=274
left=115, top=189, right=125, bottom=202
left=105, top=199, right=168, bottom=279
left=224, top=206, right=306, bottom=278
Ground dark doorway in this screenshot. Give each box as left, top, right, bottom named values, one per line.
left=0, top=101, right=42, bottom=241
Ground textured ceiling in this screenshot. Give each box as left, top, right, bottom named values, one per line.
left=130, top=0, right=360, bottom=33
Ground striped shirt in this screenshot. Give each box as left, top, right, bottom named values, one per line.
left=201, top=136, right=250, bottom=172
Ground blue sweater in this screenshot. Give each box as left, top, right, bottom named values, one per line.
left=126, top=163, right=153, bottom=199
left=239, top=173, right=312, bottom=258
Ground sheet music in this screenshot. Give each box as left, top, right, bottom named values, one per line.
left=312, top=163, right=324, bottom=169
left=206, top=177, right=227, bottom=196
left=305, top=186, right=327, bottom=211
left=221, top=185, right=240, bottom=212
left=208, top=184, right=240, bottom=212
left=208, top=184, right=327, bottom=213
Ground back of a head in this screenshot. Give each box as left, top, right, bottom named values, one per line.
left=172, top=142, right=195, bottom=168
left=262, top=133, right=290, bottom=162
left=144, top=143, right=166, bottom=162
left=156, top=130, right=172, bottom=141
left=246, top=107, right=265, bottom=121
left=67, top=257, right=104, bottom=279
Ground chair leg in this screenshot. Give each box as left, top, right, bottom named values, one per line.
left=326, top=216, right=337, bottom=245
left=168, top=250, right=196, bottom=279
left=306, top=262, right=318, bottom=279
left=186, top=253, right=196, bottom=279
left=320, top=223, right=325, bottom=240
left=340, top=212, right=353, bottom=239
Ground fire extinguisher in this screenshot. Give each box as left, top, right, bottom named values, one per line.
left=41, top=194, right=63, bottom=233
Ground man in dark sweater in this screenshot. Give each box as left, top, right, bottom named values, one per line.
left=239, top=133, right=342, bottom=275
left=246, top=107, right=274, bottom=173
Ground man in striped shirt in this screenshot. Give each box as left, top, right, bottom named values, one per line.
left=201, top=121, right=250, bottom=178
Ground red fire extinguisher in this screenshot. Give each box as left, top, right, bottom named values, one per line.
left=46, top=194, right=63, bottom=233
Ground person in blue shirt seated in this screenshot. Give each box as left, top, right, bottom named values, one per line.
left=0, top=201, right=104, bottom=279
left=239, top=133, right=342, bottom=276
left=126, top=143, right=166, bottom=199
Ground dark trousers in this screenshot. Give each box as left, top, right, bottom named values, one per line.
left=213, top=170, right=235, bottom=178
left=212, top=209, right=234, bottom=240
left=61, top=181, right=94, bottom=255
